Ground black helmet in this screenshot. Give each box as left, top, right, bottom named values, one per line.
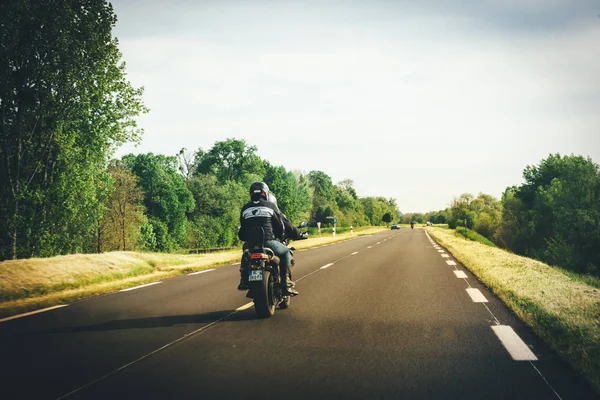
left=249, top=182, right=269, bottom=201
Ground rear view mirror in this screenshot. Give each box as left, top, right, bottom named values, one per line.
left=298, top=221, right=308, bottom=228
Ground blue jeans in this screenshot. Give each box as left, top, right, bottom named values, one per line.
left=264, top=240, right=291, bottom=268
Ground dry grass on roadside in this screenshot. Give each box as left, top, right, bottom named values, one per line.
left=426, top=227, right=600, bottom=393
left=0, top=251, right=240, bottom=303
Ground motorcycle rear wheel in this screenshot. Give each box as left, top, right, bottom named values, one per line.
left=252, top=270, right=276, bottom=318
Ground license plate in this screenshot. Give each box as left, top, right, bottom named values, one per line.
left=248, top=270, right=263, bottom=282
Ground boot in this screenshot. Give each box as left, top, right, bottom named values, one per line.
left=237, top=278, right=249, bottom=291
left=237, top=263, right=249, bottom=291
left=280, top=264, right=298, bottom=296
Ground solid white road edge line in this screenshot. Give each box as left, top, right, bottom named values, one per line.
left=320, top=263, right=334, bottom=269
left=120, top=282, right=162, bottom=292
left=492, top=325, right=538, bottom=361
left=188, top=269, right=215, bottom=276
left=454, top=271, right=468, bottom=279
left=0, top=304, right=69, bottom=324
left=236, top=302, right=254, bottom=311
left=466, top=288, right=488, bottom=302
left=446, top=260, right=457, bottom=266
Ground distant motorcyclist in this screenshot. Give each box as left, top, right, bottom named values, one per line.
left=410, top=221, right=415, bottom=229
left=237, top=182, right=298, bottom=296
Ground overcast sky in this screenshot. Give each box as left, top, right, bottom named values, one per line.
left=111, top=0, right=600, bottom=213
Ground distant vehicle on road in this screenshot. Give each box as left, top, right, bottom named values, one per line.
left=391, top=224, right=400, bottom=230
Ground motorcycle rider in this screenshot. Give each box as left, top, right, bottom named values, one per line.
left=237, top=182, right=299, bottom=296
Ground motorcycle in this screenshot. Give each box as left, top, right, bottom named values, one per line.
left=242, top=222, right=308, bottom=318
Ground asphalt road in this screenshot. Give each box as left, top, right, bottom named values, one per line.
left=1, top=229, right=598, bottom=399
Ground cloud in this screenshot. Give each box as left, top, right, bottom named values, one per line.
left=113, top=0, right=600, bottom=211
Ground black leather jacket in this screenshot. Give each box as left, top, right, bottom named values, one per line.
left=281, top=214, right=303, bottom=240
left=238, top=199, right=284, bottom=242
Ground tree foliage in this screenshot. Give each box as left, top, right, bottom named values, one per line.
left=97, top=165, right=145, bottom=252
left=498, top=154, right=600, bottom=275
left=0, top=0, right=146, bottom=259
left=193, top=138, right=265, bottom=185
left=121, top=153, right=194, bottom=252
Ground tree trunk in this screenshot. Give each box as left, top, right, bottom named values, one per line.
left=11, top=199, right=19, bottom=260
left=97, top=221, right=102, bottom=253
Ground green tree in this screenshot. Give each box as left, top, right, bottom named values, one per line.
left=98, top=165, right=146, bottom=251
left=308, top=171, right=336, bottom=205
left=185, top=174, right=247, bottom=249
left=121, top=153, right=194, bottom=251
left=308, top=170, right=338, bottom=223
left=504, top=154, right=600, bottom=274
left=382, top=212, right=392, bottom=226
left=359, top=197, right=398, bottom=226
left=0, top=0, right=146, bottom=259
left=194, top=138, right=265, bottom=185
left=473, top=212, right=497, bottom=239
left=448, top=193, right=475, bottom=229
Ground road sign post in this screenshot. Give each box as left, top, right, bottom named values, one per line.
left=326, top=216, right=337, bottom=237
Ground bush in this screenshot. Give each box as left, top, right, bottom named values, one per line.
left=138, top=221, right=157, bottom=251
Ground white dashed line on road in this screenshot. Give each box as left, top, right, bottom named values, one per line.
left=368, top=246, right=372, bottom=249
left=320, top=263, right=334, bottom=269
left=441, top=254, right=449, bottom=258
left=120, top=282, right=162, bottom=292
left=454, top=271, right=468, bottom=279
left=188, top=269, right=215, bottom=276
left=236, top=302, right=254, bottom=312
left=0, top=305, right=69, bottom=324
left=492, top=325, right=538, bottom=361
left=466, top=288, right=488, bottom=303
left=351, top=251, right=359, bottom=255
left=438, top=250, right=444, bottom=253
left=446, top=260, right=457, bottom=266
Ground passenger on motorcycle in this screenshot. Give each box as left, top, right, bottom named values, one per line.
left=237, top=182, right=299, bottom=296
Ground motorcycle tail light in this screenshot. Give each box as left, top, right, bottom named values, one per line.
left=250, top=253, right=267, bottom=259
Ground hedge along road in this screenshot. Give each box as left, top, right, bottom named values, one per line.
left=1, top=230, right=597, bottom=399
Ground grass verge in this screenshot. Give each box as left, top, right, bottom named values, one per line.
left=452, top=227, right=497, bottom=247
left=426, top=227, right=600, bottom=394
left=0, top=226, right=387, bottom=319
